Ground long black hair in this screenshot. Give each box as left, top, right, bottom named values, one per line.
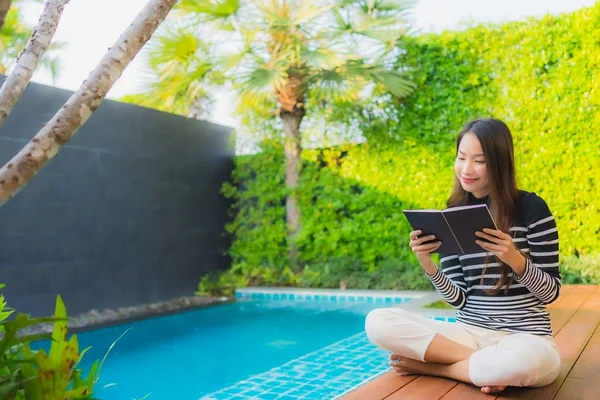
left=448, top=118, right=520, bottom=294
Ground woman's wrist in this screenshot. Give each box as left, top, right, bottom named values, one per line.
left=420, top=257, right=438, bottom=276
left=508, top=251, right=527, bottom=277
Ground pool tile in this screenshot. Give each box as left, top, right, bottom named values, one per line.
left=220, top=291, right=438, bottom=399
left=200, top=332, right=390, bottom=400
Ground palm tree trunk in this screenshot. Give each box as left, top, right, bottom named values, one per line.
left=281, top=110, right=303, bottom=268
left=0, top=0, right=178, bottom=206
left=0, top=0, right=68, bottom=130
left=0, top=0, right=12, bottom=31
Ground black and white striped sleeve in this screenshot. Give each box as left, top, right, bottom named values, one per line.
left=514, top=194, right=561, bottom=304
left=427, top=253, right=467, bottom=309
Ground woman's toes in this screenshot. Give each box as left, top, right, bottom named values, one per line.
left=481, top=386, right=506, bottom=394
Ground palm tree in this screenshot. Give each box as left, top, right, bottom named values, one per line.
left=0, top=0, right=62, bottom=80
left=120, top=24, right=217, bottom=119
left=136, top=0, right=415, bottom=267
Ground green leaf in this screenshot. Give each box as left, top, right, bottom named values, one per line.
left=302, top=48, right=345, bottom=70
left=177, top=0, right=241, bottom=18
left=49, top=295, right=68, bottom=365
left=12, top=333, right=53, bottom=346
left=292, top=3, right=334, bottom=25
left=93, top=328, right=132, bottom=385
left=369, top=70, right=415, bottom=98
left=242, top=66, right=288, bottom=92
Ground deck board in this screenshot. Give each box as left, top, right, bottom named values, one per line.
left=342, top=374, right=418, bottom=400
left=341, top=285, right=600, bottom=400
left=384, top=376, right=457, bottom=399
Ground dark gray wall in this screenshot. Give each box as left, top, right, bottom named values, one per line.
left=0, top=79, right=234, bottom=316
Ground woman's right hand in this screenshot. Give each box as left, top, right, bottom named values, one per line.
left=409, top=230, right=442, bottom=272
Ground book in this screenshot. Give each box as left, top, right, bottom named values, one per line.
left=402, top=204, right=498, bottom=254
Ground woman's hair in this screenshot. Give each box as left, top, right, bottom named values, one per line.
left=447, top=118, right=521, bottom=295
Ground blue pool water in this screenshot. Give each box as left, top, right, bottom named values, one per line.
left=67, top=295, right=415, bottom=399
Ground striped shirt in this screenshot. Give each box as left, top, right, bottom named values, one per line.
left=427, top=190, right=561, bottom=336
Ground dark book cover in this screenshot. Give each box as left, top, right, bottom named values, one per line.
left=402, top=210, right=462, bottom=254
left=403, top=204, right=497, bottom=254
left=442, top=204, right=498, bottom=254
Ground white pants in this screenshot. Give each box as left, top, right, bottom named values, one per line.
left=365, top=308, right=561, bottom=387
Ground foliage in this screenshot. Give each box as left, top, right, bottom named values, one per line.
left=0, top=284, right=12, bottom=326
left=424, top=300, right=453, bottom=310
left=124, top=0, right=415, bottom=126
left=0, top=0, right=63, bottom=80
left=204, top=2, right=600, bottom=294
left=0, top=288, right=114, bottom=399
left=119, top=23, right=217, bottom=118
left=560, top=254, right=600, bottom=285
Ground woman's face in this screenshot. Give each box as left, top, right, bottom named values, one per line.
left=455, top=132, right=490, bottom=198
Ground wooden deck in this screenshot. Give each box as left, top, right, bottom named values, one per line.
left=342, top=285, right=600, bottom=400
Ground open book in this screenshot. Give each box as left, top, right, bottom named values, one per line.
left=402, top=204, right=498, bottom=254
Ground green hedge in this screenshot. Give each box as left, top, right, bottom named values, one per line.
left=211, top=3, right=600, bottom=293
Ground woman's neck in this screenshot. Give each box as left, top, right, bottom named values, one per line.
left=470, top=190, right=489, bottom=199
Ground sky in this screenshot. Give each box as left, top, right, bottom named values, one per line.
left=20, top=0, right=599, bottom=129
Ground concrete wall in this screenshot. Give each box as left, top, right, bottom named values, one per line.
left=0, top=79, right=234, bottom=316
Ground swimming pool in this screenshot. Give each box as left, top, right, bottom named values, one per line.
left=71, top=289, right=448, bottom=399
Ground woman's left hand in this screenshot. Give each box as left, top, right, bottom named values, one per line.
left=475, top=228, right=526, bottom=272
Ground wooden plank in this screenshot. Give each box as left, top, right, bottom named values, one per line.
left=549, top=286, right=596, bottom=335
left=553, top=286, right=600, bottom=362
left=553, top=378, right=600, bottom=400
left=493, top=361, right=574, bottom=400
left=385, top=376, right=457, bottom=399
left=439, top=382, right=497, bottom=399
left=496, top=286, right=600, bottom=400
left=551, top=285, right=577, bottom=298
left=561, top=307, right=600, bottom=381
left=439, top=286, right=595, bottom=400
left=341, top=371, right=417, bottom=399
left=551, top=293, right=600, bottom=400
left=341, top=286, right=599, bottom=400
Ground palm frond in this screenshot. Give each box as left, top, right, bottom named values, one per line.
left=292, top=3, right=334, bottom=26
left=309, top=69, right=365, bottom=103
left=177, top=0, right=241, bottom=19
left=338, top=0, right=412, bottom=43
left=241, top=65, right=288, bottom=93
left=122, top=21, right=216, bottom=118
left=345, top=61, right=415, bottom=98
left=129, top=0, right=417, bottom=121
left=146, top=26, right=203, bottom=68
left=235, top=86, right=276, bottom=116
left=301, top=47, right=345, bottom=70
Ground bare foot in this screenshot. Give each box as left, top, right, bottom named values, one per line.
left=388, top=353, right=430, bottom=376
left=388, top=353, right=507, bottom=395
left=481, top=385, right=506, bottom=394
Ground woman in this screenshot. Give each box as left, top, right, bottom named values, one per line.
left=365, top=118, right=561, bottom=394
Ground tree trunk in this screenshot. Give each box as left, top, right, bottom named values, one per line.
left=0, top=0, right=69, bottom=130
left=0, top=0, right=12, bottom=31
left=278, top=72, right=306, bottom=269
left=281, top=110, right=303, bottom=269
left=0, top=0, right=178, bottom=206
